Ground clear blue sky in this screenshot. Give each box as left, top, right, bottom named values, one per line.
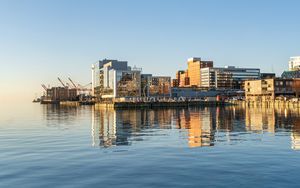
left=0, top=0, right=299, bottom=102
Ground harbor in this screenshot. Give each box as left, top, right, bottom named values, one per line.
left=34, top=57, right=300, bottom=110
left=4, top=1, right=300, bottom=187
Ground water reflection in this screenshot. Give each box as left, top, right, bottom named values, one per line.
left=174, top=108, right=215, bottom=147
left=92, top=108, right=173, bottom=148
left=42, top=104, right=92, bottom=128
left=40, top=104, right=300, bottom=150
left=91, top=106, right=300, bottom=150
left=245, top=107, right=275, bottom=133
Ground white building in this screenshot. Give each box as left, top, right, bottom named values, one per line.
left=289, top=56, right=300, bottom=71
left=92, top=59, right=141, bottom=99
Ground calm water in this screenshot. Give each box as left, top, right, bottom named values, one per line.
left=1, top=104, right=300, bottom=187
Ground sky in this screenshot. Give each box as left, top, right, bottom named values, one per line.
left=0, top=0, right=300, bottom=103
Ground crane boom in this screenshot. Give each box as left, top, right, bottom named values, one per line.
left=83, top=82, right=92, bottom=88
left=41, top=84, right=48, bottom=91
left=68, top=77, right=77, bottom=88
left=57, top=77, right=66, bottom=87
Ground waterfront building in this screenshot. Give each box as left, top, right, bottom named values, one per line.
left=174, top=58, right=259, bottom=89
left=176, top=70, right=184, bottom=84
left=171, top=87, right=219, bottom=98
left=92, top=59, right=142, bottom=99
left=200, top=67, right=233, bottom=89
left=187, top=57, right=213, bottom=87
left=149, top=76, right=171, bottom=97
left=141, top=74, right=152, bottom=97
left=282, top=70, right=300, bottom=79
left=92, top=59, right=173, bottom=99
left=115, top=69, right=142, bottom=98
left=281, top=57, right=300, bottom=79
left=172, top=78, right=179, bottom=87
left=289, top=56, right=300, bottom=71
left=201, top=66, right=260, bottom=89
left=179, top=70, right=190, bottom=87
left=45, top=87, right=78, bottom=102
left=172, top=70, right=187, bottom=87
left=244, top=78, right=300, bottom=102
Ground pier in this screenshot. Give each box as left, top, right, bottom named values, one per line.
left=95, top=100, right=230, bottom=109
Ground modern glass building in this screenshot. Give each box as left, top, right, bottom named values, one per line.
left=92, top=59, right=141, bottom=99
left=201, top=66, right=260, bottom=89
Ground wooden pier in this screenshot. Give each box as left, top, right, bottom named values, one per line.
left=95, top=100, right=231, bottom=109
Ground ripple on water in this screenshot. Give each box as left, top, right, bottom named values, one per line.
left=1, top=105, right=300, bottom=187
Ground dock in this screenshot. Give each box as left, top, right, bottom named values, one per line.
left=95, top=100, right=231, bottom=109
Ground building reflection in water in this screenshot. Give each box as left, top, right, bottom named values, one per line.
left=287, top=108, right=300, bottom=150
left=91, top=105, right=300, bottom=150
left=92, top=107, right=173, bottom=148
left=245, top=107, right=275, bottom=133
left=43, top=104, right=91, bottom=128
left=174, top=108, right=215, bottom=147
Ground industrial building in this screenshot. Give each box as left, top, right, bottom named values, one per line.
left=43, top=87, right=78, bottom=103
left=244, top=78, right=300, bottom=102
left=40, top=77, right=92, bottom=104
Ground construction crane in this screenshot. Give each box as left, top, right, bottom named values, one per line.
left=57, top=77, right=66, bottom=87
left=41, top=84, right=48, bottom=91
left=77, top=82, right=92, bottom=91
left=83, top=82, right=92, bottom=88
left=68, top=77, right=78, bottom=88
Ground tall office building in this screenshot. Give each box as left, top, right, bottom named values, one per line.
left=201, top=66, right=260, bottom=89
left=187, top=57, right=213, bottom=87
